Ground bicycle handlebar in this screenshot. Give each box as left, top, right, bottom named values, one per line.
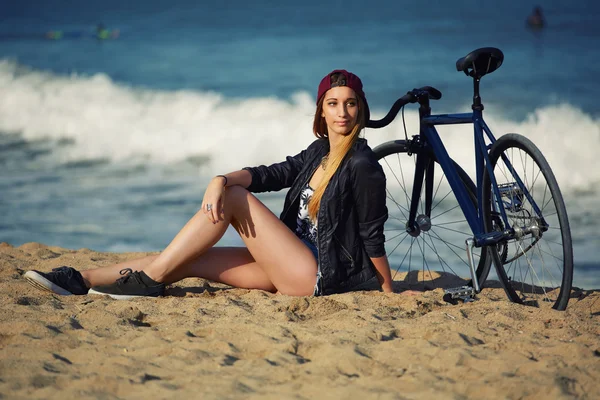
left=366, top=86, right=442, bottom=129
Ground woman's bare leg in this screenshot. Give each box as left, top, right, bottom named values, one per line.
left=80, top=255, right=158, bottom=287
left=79, top=186, right=247, bottom=287
left=83, top=248, right=275, bottom=292
left=162, top=247, right=276, bottom=292
left=82, top=186, right=317, bottom=296
left=142, top=185, right=317, bottom=296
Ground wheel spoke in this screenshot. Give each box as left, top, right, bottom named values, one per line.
left=385, top=231, right=408, bottom=243
left=428, top=229, right=471, bottom=267
left=430, top=201, right=463, bottom=220
left=431, top=224, right=473, bottom=236
left=423, top=232, right=463, bottom=277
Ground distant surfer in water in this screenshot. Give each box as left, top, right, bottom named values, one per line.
left=526, top=6, right=545, bottom=30
left=45, top=23, right=119, bottom=40
left=96, top=23, right=119, bottom=40
left=45, top=30, right=83, bottom=40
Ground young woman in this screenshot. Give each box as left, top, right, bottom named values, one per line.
left=24, top=70, right=394, bottom=299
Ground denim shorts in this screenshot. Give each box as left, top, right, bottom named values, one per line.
left=300, top=238, right=321, bottom=295
left=302, top=239, right=317, bottom=260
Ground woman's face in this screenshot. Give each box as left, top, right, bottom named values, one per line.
left=321, top=86, right=359, bottom=137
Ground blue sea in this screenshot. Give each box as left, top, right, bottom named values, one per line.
left=1, top=0, right=599, bottom=289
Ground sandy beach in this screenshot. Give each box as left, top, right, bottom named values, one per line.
left=1, top=241, right=598, bottom=399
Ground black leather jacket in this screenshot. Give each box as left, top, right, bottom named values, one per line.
left=243, top=138, right=388, bottom=295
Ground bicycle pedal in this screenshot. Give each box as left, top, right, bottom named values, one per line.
left=443, top=286, right=477, bottom=303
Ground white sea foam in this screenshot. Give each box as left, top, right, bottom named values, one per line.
left=1, top=59, right=599, bottom=193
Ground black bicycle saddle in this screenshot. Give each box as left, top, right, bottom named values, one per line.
left=456, top=47, right=504, bottom=78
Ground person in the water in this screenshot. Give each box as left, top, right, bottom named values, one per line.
left=45, top=24, right=119, bottom=40
left=96, top=23, right=120, bottom=39
left=526, top=6, right=545, bottom=30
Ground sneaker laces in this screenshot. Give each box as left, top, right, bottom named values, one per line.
left=116, top=268, right=145, bottom=286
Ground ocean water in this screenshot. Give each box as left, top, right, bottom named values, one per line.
left=1, top=0, right=599, bottom=289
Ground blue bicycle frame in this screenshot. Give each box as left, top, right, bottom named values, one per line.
left=408, top=104, right=547, bottom=252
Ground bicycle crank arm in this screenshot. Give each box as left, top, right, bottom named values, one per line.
left=443, top=238, right=480, bottom=304
left=465, top=238, right=481, bottom=293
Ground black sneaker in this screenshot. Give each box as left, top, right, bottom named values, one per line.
left=88, top=268, right=165, bottom=300
left=24, top=266, right=89, bottom=295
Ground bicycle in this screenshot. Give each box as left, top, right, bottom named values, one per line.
left=366, top=47, right=573, bottom=310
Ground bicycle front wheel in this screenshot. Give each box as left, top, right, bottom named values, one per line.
left=482, top=133, right=573, bottom=310
left=374, top=140, right=491, bottom=292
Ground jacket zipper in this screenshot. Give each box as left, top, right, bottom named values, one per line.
left=333, top=235, right=354, bottom=267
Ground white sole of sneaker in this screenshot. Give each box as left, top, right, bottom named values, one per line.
left=24, top=271, right=74, bottom=296
left=88, top=289, right=143, bottom=300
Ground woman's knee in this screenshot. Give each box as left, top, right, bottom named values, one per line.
left=224, top=185, right=250, bottom=205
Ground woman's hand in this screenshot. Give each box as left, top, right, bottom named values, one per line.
left=381, top=282, right=394, bottom=293
left=370, top=256, right=395, bottom=293
left=201, top=176, right=227, bottom=224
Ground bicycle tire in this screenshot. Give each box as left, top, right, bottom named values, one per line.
left=482, top=133, right=573, bottom=310
left=374, top=140, right=491, bottom=291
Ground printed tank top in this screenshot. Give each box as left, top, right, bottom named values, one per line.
left=295, top=183, right=318, bottom=245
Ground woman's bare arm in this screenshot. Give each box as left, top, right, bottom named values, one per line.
left=370, top=256, right=393, bottom=293
left=214, top=169, right=253, bottom=188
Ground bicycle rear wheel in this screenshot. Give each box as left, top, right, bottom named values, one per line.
left=374, top=140, right=491, bottom=291
left=482, top=134, right=573, bottom=310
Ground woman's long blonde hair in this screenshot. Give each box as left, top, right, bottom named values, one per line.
left=308, top=74, right=366, bottom=220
